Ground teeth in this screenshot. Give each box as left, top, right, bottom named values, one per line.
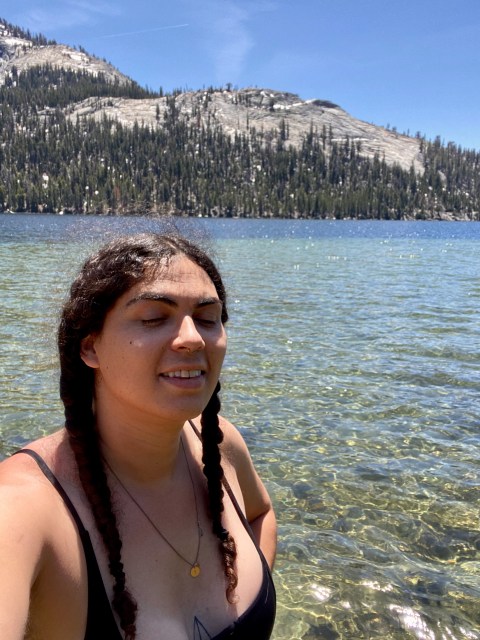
left=163, top=370, right=202, bottom=378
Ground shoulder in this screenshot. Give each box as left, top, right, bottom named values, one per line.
left=189, top=414, right=251, bottom=468
left=0, top=442, right=63, bottom=534
left=0, top=429, right=82, bottom=568
left=0, top=445, right=54, bottom=498
left=0, top=431, right=74, bottom=543
left=217, top=415, right=253, bottom=469
left=189, top=414, right=257, bottom=495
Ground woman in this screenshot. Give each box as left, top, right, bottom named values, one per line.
left=0, top=233, right=276, bottom=640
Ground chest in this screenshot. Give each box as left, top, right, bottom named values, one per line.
left=88, top=488, right=265, bottom=640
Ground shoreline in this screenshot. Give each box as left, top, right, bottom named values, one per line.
left=1, top=210, right=478, bottom=222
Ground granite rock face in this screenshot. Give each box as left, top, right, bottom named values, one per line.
left=66, top=89, right=424, bottom=172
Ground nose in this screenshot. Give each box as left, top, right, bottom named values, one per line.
left=171, top=316, right=205, bottom=352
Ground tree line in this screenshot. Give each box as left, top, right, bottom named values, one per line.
left=0, top=65, right=479, bottom=219
left=0, top=19, right=57, bottom=46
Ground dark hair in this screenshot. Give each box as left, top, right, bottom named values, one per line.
left=58, top=233, right=236, bottom=638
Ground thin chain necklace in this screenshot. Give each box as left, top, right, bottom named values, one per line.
left=104, top=437, right=203, bottom=578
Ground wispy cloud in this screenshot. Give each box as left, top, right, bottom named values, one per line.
left=188, top=0, right=275, bottom=84
left=211, top=2, right=253, bottom=82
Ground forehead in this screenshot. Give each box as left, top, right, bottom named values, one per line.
left=129, top=255, right=217, bottom=300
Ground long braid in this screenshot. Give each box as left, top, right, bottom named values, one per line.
left=200, top=382, right=238, bottom=602
left=59, top=325, right=138, bottom=638
left=68, top=431, right=137, bottom=638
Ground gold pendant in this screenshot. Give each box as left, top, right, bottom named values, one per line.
left=190, top=563, right=201, bottom=578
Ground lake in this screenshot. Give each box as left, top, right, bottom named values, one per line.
left=1, top=214, right=479, bottom=639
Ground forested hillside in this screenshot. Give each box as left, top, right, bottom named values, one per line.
left=1, top=49, right=479, bottom=218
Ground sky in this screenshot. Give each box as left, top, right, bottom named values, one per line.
left=1, top=0, right=480, bottom=150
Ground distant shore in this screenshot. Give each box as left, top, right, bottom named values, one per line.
left=1, top=210, right=478, bottom=222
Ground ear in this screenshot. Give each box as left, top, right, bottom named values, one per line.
left=80, top=334, right=100, bottom=369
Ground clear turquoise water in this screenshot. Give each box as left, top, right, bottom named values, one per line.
left=1, top=215, right=479, bottom=639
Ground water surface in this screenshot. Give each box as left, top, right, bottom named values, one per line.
left=1, top=215, right=479, bottom=639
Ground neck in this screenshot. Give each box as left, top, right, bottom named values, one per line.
left=98, top=417, right=189, bottom=484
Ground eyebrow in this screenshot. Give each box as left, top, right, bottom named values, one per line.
left=126, top=293, right=222, bottom=309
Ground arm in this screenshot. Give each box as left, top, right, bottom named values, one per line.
left=219, top=418, right=277, bottom=569
left=0, top=463, right=47, bottom=639
left=246, top=497, right=277, bottom=570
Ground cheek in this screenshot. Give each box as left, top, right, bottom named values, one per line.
left=95, top=336, right=138, bottom=371
left=214, top=333, right=227, bottom=361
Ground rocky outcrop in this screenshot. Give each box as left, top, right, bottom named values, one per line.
left=0, top=23, right=32, bottom=80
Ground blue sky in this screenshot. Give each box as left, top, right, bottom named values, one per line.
left=2, top=0, right=480, bottom=150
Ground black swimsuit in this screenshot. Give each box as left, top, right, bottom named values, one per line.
left=15, top=448, right=276, bottom=640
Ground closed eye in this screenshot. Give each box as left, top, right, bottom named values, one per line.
left=195, top=317, right=218, bottom=327
left=142, top=317, right=166, bottom=326
left=194, top=309, right=222, bottom=326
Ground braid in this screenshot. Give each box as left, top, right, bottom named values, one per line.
left=59, top=330, right=138, bottom=638
left=200, top=382, right=238, bottom=602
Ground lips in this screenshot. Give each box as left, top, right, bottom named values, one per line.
left=161, top=370, right=203, bottom=378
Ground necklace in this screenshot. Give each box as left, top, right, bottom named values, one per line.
left=104, top=437, right=203, bottom=578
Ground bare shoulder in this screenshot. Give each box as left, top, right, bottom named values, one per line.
left=0, top=430, right=71, bottom=534
left=0, top=439, right=61, bottom=530
left=218, top=414, right=252, bottom=465
left=189, top=414, right=251, bottom=468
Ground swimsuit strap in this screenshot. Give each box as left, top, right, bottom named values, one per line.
left=12, top=449, right=87, bottom=535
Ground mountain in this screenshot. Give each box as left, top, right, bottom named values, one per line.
left=0, top=18, right=478, bottom=219
left=0, top=21, right=130, bottom=86
left=0, top=20, right=422, bottom=173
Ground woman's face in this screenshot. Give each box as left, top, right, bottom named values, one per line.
left=80, top=255, right=227, bottom=430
